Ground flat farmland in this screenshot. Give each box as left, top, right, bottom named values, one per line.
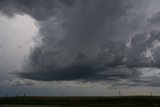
left=0, top=96, right=160, bottom=107
left=0, top=105, right=63, bottom=107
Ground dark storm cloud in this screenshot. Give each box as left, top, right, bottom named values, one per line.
left=16, top=0, right=132, bottom=82
left=148, top=11, right=160, bottom=26
left=1, top=0, right=160, bottom=86
left=127, top=30, right=160, bottom=67
left=0, top=0, right=75, bottom=21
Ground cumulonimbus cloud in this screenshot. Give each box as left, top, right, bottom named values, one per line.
left=1, top=0, right=160, bottom=86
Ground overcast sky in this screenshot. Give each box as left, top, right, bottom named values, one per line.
left=1, top=0, right=160, bottom=96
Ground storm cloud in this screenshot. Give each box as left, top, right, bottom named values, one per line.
left=1, top=0, right=160, bottom=86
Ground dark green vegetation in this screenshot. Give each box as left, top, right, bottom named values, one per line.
left=0, top=96, right=160, bottom=107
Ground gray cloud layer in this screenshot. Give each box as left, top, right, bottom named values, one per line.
left=1, top=0, right=160, bottom=86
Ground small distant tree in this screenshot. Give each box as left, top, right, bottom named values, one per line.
left=5, top=94, right=7, bottom=98
left=23, top=93, right=26, bottom=97
left=119, top=91, right=121, bottom=97
left=150, top=90, right=152, bottom=96
left=61, top=93, right=62, bottom=97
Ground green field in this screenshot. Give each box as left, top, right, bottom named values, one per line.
left=0, top=96, right=160, bottom=107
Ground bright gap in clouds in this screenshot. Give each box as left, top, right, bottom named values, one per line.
left=0, top=14, right=38, bottom=84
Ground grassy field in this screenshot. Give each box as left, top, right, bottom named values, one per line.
left=0, top=96, right=160, bottom=107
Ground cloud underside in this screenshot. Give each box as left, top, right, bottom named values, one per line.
left=0, top=0, right=160, bottom=86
